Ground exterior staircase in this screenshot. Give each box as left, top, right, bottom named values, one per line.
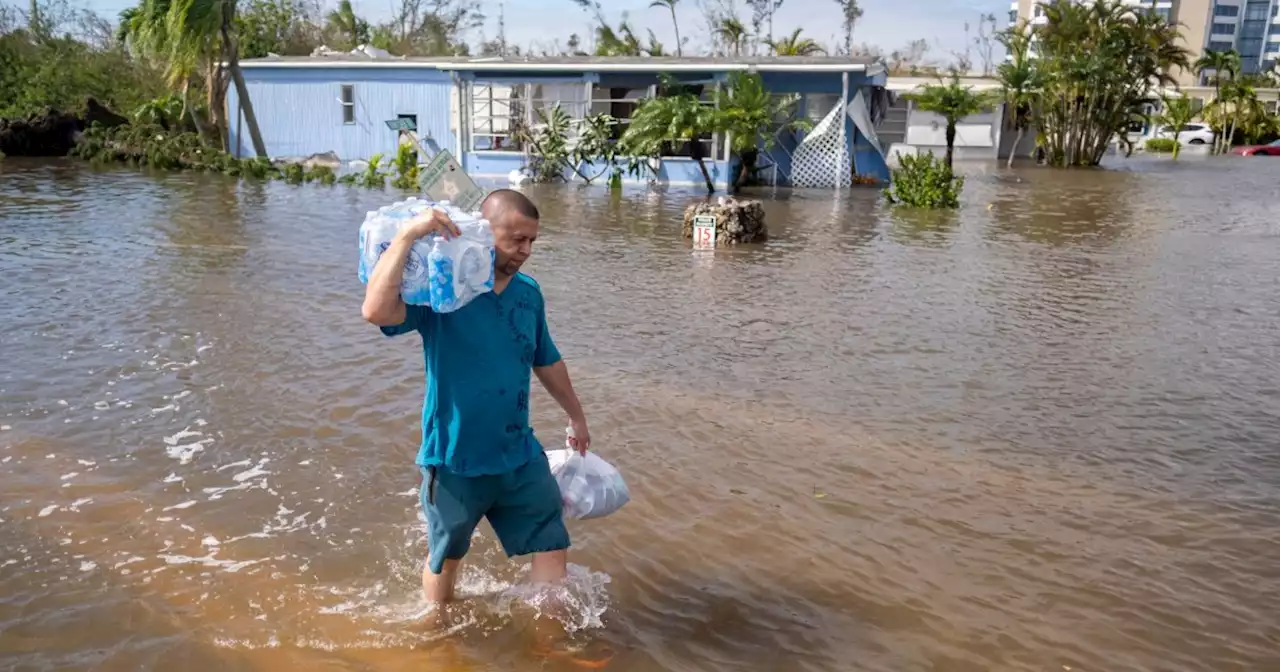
left=877, top=96, right=910, bottom=148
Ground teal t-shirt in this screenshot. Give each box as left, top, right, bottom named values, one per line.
left=380, top=273, right=562, bottom=476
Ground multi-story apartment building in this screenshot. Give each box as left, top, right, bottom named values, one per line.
left=1010, top=0, right=1280, bottom=86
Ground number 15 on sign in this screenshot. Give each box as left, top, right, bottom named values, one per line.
left=692, top=215, right=717, bottom=250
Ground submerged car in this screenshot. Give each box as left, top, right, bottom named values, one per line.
left=1230, top=139, right=1280, bottom=156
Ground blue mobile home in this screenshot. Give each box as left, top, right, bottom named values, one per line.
left=228, top=55, right=891, bottom=189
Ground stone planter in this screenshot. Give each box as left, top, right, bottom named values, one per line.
left=681, top=197, right=768, bottom=244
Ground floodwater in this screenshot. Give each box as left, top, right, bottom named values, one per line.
left=1, top=155, right=1279, bottom=672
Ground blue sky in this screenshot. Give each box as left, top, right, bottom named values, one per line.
left=74, top=0, right=1005, bottom=63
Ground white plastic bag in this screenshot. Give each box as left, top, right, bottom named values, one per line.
left=547, top=428, right=630, bottom=520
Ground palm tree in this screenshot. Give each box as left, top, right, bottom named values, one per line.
left=620, top=76, right=716, bottom=192
left=908, top=71, right=999, bottom=170
left=594, top=19, right=665, bottom=57
left=713, top=71, right=810, bottom=189
left=1194, top=48, right=1240, bottom=153
left=117, top=0, right=211, bottom=141
left=1153, top=95, right=1193, bottom=160
left=117, top=0, right=267, bottom=157
left=1207, top=76, right=1264, bottom=151
left=714, top=16, right=748, bottom=56
left=765, top=28, right=824, bottom=56
left=325, top=0, right=369, bottom=50
left=648, top=0, right=681, bottom=57
left=833, top=0, right=862, bottom=56
left=995, top=24, right=1041, bottom=168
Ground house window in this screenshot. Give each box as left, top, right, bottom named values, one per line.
left=470, top=83, right=523, bottom=152
left=468, top=82, right=593, bottom=153
left=528, top=82, right=591, bottom=144
left=1211, top=22, right=1236, bottom=34
left=590, top=86, right=647, bottom=141
left=1208, top=40, right=1235, bottom=52
left=340, top=84, right=355, bottom=124
left=653, top=83, right=716, bottom=161
left=1213, top=4, right=1239, bottom=17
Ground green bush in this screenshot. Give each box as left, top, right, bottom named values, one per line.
left=70, top=123, right=365, bottom=190
left=884, top=152, right=964, bottom=209
left=390, top=143, right=420, bottom=190
left=305, top=165, right=337, bottom=185
left=1145, top=137, right=1177, bottom=153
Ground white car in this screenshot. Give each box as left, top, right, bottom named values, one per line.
left=1156, top=123, right=1215, bottom=146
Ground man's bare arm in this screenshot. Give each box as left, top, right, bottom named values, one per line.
left=361, top=210, right=460, bottom=326
left=361, top=233, right=414, bottom=326
left=534, top=360, right=591, bottom=452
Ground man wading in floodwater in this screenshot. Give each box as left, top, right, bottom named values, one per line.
left=361, top=189, right=590, bottom=606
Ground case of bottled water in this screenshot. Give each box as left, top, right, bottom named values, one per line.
left=358, top=197, right=496, bottom=313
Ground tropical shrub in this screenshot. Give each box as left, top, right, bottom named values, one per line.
left=884, top=152, right=963, bottom=209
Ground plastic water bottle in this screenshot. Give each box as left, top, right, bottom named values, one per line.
left=357, top=197, right=496, bottom=313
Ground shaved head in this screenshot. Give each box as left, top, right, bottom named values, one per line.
left=480, top=189, right=540, bottom=227
left=480, top=189, right=540, bottom=278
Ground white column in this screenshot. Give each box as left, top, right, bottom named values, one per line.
left=838, top=71, right=849, bottom=190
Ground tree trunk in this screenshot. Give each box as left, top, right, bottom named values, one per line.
left=696, top=158, right=714, bottom=193
left=182, top=80, right=208, bottom=139
left=733, top=148, right=757, bottom=191
left=1007, top=125, right=1023, bottom=169
left=220, top=12, right=268, bottom=158
left=670, top=7, right=681, bottom=57
left=944, top=122, right=956, bottom=170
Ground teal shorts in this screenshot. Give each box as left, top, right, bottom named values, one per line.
left=419, top=451, right=571, bottom=574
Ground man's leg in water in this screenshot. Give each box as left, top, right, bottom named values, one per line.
left=423, top=558, right=461, bottom=603
left=420, top=466, right=490, bottom=605
left=529, top=549, right=567, bottom=584
left=487, top=452, right=572, bottom=582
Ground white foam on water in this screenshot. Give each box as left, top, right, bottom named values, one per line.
left=156, top=516, right=175, bottom=522
left=216, top=459, right=252, bottom=472
left=37, top=505, right=58, bottom=517
left=80, top=561, right=97, bottom=572
left=232, top=460, right=271, bottom=483
left=491, top=564, right=613, bottom=633
left=203, top=480, right=261, bottom=500
left=163, top=500, right=197, bottom=511
left=1, top=425, right=11, bottom=431
left=93, top=401, right=110, bottom=411
left=202, top=535, right=221, bottom=548
left=2, top=457, right=11, bottom=464
left=173, top=390, right=193, bottom=400
left=163, top=473, right=183, bottom=483
left=1, top=559, right=16, bottom=568
left=77, top=459, right=96, bottom=467
left=298, top=460, right=312, bottom=466
left=68, top=498, right=92, bottom=512
left=166, top=439, right=213, bottom=464
left=164, top=427, right=204, bottom=444
left=113, top=556, right=146, bottom=569
left=151, top=404, right=178, bottom=413
left=60, top=472, right=78, bottom=481
left=57, top=400, right=68, bottom=406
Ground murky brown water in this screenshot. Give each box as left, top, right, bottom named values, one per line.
left=2, top=156, right=1279, bottom=672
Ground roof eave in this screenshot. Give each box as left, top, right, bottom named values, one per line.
left=235, top=59, right=870, bottom=73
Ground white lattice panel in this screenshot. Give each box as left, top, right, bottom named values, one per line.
left=791, top=98, right=851, bottom=189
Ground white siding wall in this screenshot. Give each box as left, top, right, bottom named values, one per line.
left=227, top=69, right=456, bottom=162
